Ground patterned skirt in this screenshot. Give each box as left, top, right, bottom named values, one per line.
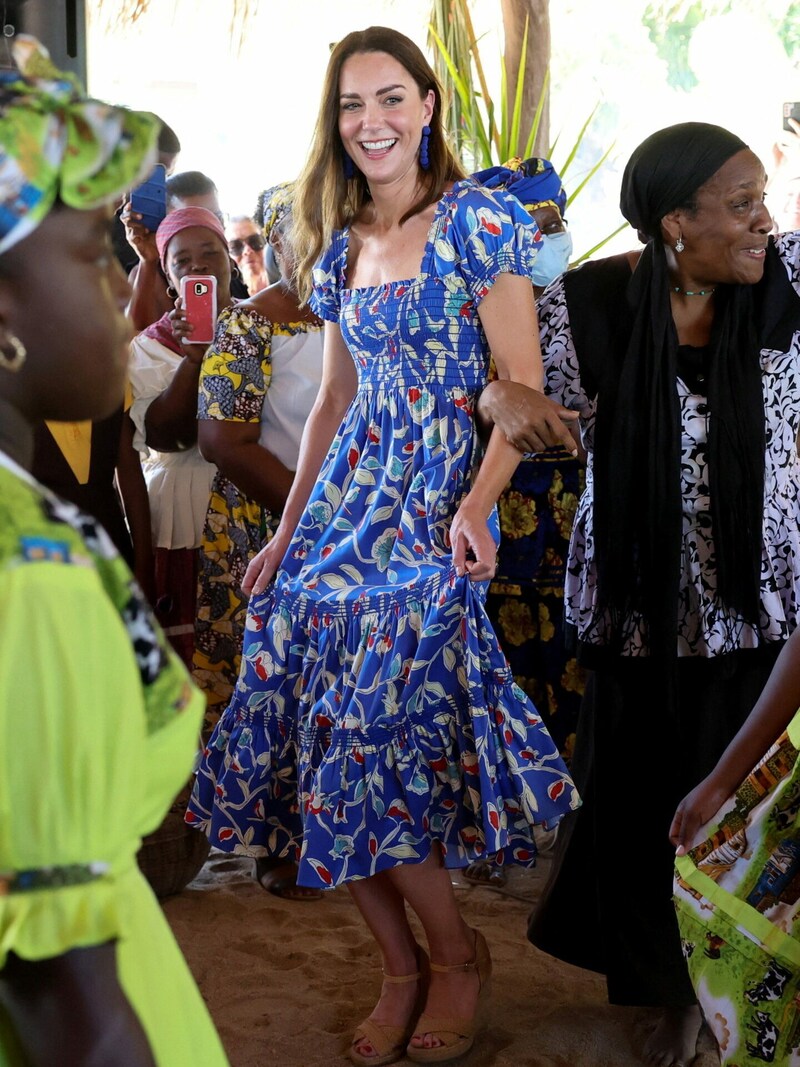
left=186, top=567, right=579, bottom=888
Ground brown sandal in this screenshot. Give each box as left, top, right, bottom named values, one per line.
left=406, top=930, right=492, bottom=1063
left=349, top=952, right=428, bottom=1067
left=254, top=857, right=322, bottom=901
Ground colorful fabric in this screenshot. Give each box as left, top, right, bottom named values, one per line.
left=487, top=445, right=586, bottom=761
left=193, top=307, right=321, bottom=723
left=0, top=35, right=157, bottom=253
left=474, top=157, right=567, bottom=220
left=674, top=709, right=800, bottom=1066
left=187, top=179, right=579, bottom=888
left=540, top=230, right=800, bottom=657
left=254, top=180, right=294, bottom=240
left=0, top=452, right=227, bottom=1067
left=155, top=206, right=227, bottom=273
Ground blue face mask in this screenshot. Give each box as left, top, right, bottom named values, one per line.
left=531, top=230, right=573, bottom=288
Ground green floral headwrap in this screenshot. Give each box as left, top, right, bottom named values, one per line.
left=0, top=35, right=159, bottom=254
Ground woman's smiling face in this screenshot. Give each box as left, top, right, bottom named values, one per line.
left=337, top=50, right=434, bottom=189
left=666, top=149, right=773, bottom=287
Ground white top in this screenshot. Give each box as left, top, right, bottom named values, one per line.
left=128, top=334, right=215, bottom=550
left=258, top=326, right=324, bottom=470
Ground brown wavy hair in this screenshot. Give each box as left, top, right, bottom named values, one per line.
left=293, top=26, right=465, bottom=302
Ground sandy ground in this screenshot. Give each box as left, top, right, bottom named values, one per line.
left=163, top=846, right=721, bottom=1067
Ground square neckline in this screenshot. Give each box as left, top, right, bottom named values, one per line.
left=340, top=179, right=470, bottom=295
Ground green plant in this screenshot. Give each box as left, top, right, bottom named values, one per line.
left=428, top=0, right=625, bottom=261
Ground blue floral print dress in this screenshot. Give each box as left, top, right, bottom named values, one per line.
left=186, top=179, right=579, bottom=888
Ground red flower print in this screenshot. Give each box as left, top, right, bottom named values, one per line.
left=386, top=801, right=412, bottom=821
left=309, top=859, right=333, bottom=885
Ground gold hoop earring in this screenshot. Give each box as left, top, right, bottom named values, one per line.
left=0, top=333, right=27, bottom=372
left=166, top=285, right=178, bottom=300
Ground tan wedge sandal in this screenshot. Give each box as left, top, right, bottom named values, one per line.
left=349, top=953, right=429, bottom=1067
left=406, top=929, right=492, bottom=1064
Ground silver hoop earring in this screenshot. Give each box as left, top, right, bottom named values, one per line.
left=675, top=234, right=685, bottom=253
left=0, top=333, right=26, bottom=372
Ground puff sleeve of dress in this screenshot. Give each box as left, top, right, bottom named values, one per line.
left=433, top=182, right=541, bottom=305
left=0, top=461, right=228, bottom=1066
left=310, top=231, right=348, bottom=322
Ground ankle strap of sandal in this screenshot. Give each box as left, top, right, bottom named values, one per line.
left=381, top=969, right=422, bottom=984
left=429, top=958, right=475, bottom=974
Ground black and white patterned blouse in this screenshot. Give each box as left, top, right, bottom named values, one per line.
left=540, top=230, right=800, bottom=658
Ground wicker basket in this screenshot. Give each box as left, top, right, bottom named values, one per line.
left=137, top=781, right=210, bottom=899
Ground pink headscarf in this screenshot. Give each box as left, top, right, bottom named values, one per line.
left=155, top=206, right=227, bottom=274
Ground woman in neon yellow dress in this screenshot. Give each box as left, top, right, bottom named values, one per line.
left=0, top=37, right=228, bottom=1067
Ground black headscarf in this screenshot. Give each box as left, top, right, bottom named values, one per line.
left=591, top=122, right=766, bottom=658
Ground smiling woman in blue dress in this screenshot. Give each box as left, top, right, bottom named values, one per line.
left=187, top=26, right=580, bottom=1066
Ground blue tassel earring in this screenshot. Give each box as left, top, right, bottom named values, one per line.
left=343, top=152, right=356, bottom=180
left=419, top=125, right=431, bottom=170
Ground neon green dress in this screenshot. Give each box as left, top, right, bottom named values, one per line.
left=0, top=454, right=228, bottom=1066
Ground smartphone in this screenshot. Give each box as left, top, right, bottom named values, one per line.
left=180, top=275, right=218, bottom=345
left=130, top=163, right=167, bottom=233
left=783, top=102, right=800, bottom=132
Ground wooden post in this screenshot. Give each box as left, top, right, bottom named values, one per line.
left=500, top=0, right=551, bottom=157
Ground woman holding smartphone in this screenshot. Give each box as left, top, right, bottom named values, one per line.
left=128, top=207, right=233, bottom=667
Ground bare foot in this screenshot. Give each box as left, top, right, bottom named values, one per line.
left=642, top=1005, right=704, bottom=1067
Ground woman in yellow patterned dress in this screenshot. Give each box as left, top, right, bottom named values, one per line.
left=193, top=187, right=324, bottom=717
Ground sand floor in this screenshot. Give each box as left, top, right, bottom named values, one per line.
left=163, top=848, right=721, bottom=1067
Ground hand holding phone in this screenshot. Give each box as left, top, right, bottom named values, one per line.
left=130, top=163, right=167, bottom=233
left=179, top=275, right=218, bottom=346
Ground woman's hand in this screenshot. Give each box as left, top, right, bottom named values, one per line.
left=243, top=531, right=291, bottom=596
left=449, top=496, right=497, bottom=581
left=477, top=379, right=580, bottom=454
left=120, top=199, right=159, bottom=264
left=168, top=296, right=208, bottom=365
left=669, top=774, right=731, bottom=855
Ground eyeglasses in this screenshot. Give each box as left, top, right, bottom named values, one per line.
left=229, top=233, right=266, bottom=257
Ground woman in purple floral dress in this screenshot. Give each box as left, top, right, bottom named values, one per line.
left=187, top=26, right=579, bottom=1066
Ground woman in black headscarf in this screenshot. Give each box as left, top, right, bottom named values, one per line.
left=478, top=122, right=800, bottom=1065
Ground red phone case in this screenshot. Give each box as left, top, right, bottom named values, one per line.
left=180, top=275, right=218, bottom=345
